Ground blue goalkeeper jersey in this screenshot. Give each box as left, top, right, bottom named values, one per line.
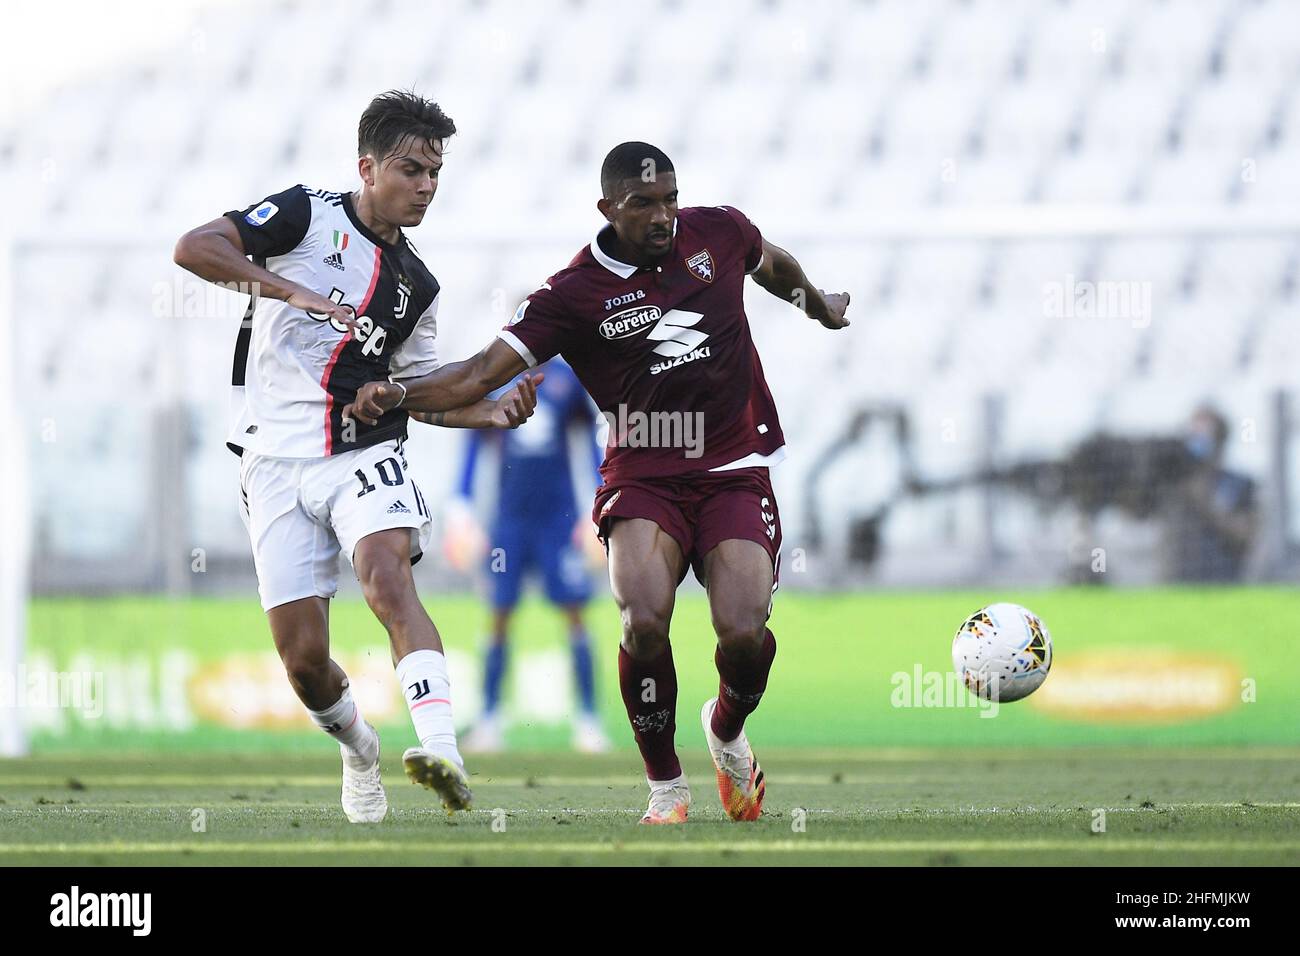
left=457, top=358, right=602, bottom=521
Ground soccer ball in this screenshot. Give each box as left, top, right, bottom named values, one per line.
left=951, top=603, right=1053, bottom=703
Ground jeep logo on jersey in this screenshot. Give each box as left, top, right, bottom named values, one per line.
left=599, top=305, right=661, bottom=340
left=686, top=249, right=715, bottom=283
left=306, top=287, right=388, bottom=356
left=350, top=315, right=388, bottom=356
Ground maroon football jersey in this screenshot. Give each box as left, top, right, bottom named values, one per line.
left=498, top=205, right=786, bottom=483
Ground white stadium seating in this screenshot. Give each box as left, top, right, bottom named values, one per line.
left=5, top=0, right=1298, bottom=586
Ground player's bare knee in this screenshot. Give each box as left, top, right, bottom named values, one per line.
left=361, top=577, right=414, bottom=632
left=357, top=553, right=415, bottom=628
left=712, top=612, right=766, bottom=659
left=279, top=646, right=331, bottom=694
left=620, top=604, right=671, bottom=658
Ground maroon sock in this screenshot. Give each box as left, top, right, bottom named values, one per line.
left=618, top=644, right=681, bottom=781
left=711, top=628, right=777, bottom=742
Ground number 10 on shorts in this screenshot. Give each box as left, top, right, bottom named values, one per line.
left=354, top=456, right=405, bottom=497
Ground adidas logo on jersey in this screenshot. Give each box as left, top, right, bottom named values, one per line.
left=387, top=500, right=411, bottom=514
left=323, top=252, right=345, bottom=271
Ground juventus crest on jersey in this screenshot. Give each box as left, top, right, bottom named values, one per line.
left=224, top=184, right=441, bottom=459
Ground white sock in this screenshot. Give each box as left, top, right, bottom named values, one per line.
left=307, top=684, right=377, bottom=764
left=648, top=773, right=689, bottom=791
left=395, top=649, right=462, bottom=768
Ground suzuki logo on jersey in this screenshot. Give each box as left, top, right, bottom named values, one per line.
left=686, top=249, right=714, bottom=283
left=650, top=346, right=711, bottom=375
left=647, top=309, right=707, bottom=357
left=600, top=305, right=661, bottom=340
left=307, top=287, right=388, bottom=356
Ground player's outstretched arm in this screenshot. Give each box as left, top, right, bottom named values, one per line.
left=343, top=339, right=539, bottom=425
left=749, top=238, right=851, bottom=330
left=172, top=216, right=357, bottom=329
left=405, top=375, right=540, bottom=430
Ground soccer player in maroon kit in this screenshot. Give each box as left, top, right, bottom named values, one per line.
left=346, top=142, right=850, bottom=823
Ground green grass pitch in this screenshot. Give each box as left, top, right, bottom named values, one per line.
left=1, top=749, right=1297, bottom=865
left=8, top=589, right=1300, bottom=864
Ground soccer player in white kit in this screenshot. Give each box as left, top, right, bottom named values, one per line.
left=173, top=91, right=540, bottom=821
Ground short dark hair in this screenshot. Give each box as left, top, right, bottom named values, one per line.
left=358, top=90, right=456, bottom=161
left=601, top=141, right=674, bottom=198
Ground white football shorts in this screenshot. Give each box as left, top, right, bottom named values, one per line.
left=238, top=438, right=432, bottom=611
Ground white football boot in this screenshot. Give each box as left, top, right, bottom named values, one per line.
left=340, top=722, right=387, bottom=824
left=701, top=698, right=766, bottom=821
left=639, top=775, right=691, bottom=825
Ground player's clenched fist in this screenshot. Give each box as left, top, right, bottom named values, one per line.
left=343, top=381, right=402, bottom=425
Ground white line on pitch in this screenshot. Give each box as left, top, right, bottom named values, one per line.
left=0, top=839, right=1297, bottom=854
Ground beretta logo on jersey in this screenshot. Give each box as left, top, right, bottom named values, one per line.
left=686, top=249, right=714, bottom=283
left=245, top=201, right=279, bottom=226
left=600, top=305, right=661, bottom=340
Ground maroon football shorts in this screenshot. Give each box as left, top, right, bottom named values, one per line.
left=592, top=467, right=782, bottom=589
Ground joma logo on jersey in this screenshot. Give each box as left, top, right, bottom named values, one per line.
left=308, top=288, right=388, bottom=356
left=600, top=305, right=661, bottom=340
left=604, top=289, right=646, bottom=310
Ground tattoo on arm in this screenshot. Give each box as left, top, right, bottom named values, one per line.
left=412, top=411, right=446, bottom=427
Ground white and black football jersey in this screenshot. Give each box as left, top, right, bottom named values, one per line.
left=223, top=185, right=441, bottom=459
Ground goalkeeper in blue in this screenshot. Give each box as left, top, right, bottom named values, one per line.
left=446, top=357, right=611, bottom=753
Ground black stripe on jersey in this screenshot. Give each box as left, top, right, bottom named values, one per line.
left=230, top=254, right=263, bottom=388
left=226, top=254, right=264, bottom=456
left=325, top=241, right=441, bottom=456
